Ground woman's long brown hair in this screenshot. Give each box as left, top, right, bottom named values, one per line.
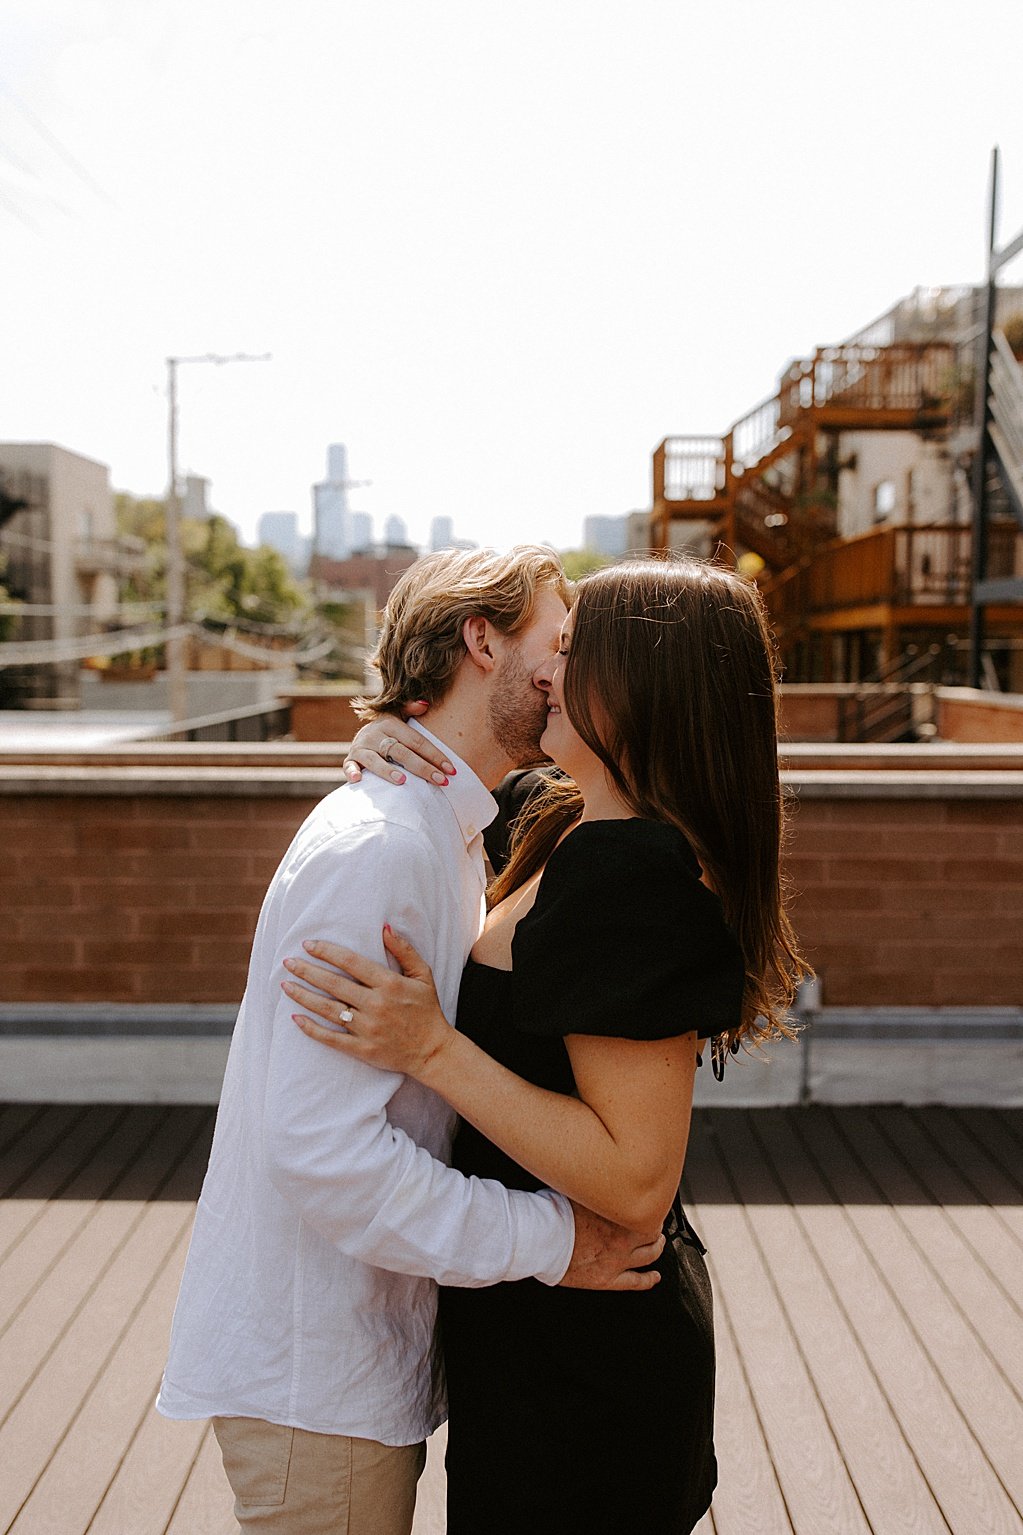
left=490, top=558, right=809, bottom=1046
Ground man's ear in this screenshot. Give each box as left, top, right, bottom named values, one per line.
left=462, top=615, right=497, bottom=673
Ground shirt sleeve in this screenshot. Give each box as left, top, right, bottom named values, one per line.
left=260, top=820, right=575, bottom=1288
left=512, top=823, right=746, bottom=1041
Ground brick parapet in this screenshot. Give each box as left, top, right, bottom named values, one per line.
left=2, top=768, right=1020, bottom=1010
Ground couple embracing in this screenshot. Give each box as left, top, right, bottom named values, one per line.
left=158, top=544, right=805, bottom=1534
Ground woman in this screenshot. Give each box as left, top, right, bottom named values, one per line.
left=281, top=559, right=807, bottom=1534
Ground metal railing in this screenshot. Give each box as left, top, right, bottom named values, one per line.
left=990, top=330, right=1023, bottom=523
left=151, top=700, right=293, bottom=743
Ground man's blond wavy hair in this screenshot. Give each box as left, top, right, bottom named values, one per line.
left=355, top=545, right=570, bottom=721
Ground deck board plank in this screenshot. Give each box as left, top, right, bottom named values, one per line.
left=874, top=1108, right=1023, bottom=1313
left=684, top=1113, right=870, bottom=1534
left=791, top=1107, right=1022, bottom=1534
left=0, top=1108, right=210, bottom=1424
left=910, top=1107, right=1023, bottom=1248
left=832, top=1109, right=1023, bottom=1507
left=714, top=1109, right=949, bottom=1534
left=0, top=1105, right=168, bottom=1328
left=0, top=1105, right=119, bottom=1260
left=163, top=1424, right=236, bottom=1535
left=3, top=1104, right=1021, bottom=1535
left=0, top=1120, right=212, bottom=1531
left=682, top=1214, right=794, bottom=1535
left=7, top=1222, right=194, bottom=1534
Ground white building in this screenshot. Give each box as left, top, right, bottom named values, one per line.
left=582, top=514, right=630, bottom=557
left=429, top=515, right=455, bottom=551
left=313, top=443, right=352, bottom=559
left=384, top=514, right=410, bottom=547
left=257, top=511, right=307, bottom=572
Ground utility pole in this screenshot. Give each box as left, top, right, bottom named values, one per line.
left=165, top=352, right=272, bottom=725
left=968, top=149, right=999, bottom=689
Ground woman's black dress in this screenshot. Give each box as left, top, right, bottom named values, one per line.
left=440, top=819, right=746, bottom=1535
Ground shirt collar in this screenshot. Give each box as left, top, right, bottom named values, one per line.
left=409, top=722, right=498, bottom=849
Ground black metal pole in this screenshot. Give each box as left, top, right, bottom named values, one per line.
left=969, top=147, right=999, bottom=688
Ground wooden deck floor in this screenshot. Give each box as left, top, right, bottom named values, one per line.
left=1, top=1103, right=1021, bottom=1535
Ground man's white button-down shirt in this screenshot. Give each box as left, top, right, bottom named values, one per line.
left=158, top=729, right=575, bottom=1444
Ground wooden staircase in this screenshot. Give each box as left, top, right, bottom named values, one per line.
left=652, top=340, right=956, bottom=570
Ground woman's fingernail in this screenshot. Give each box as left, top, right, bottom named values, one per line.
left=431, top=773, right=449, bottom=786
left=303, top=940, right=318, bottom=953
left=391, top=770, right=406, bottom=784
left=445, top=764, right=456, bottom=775
left=383, top=923, right=392, bottom=934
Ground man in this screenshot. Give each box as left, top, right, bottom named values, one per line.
left=158, top=546, right=662, bottom=1535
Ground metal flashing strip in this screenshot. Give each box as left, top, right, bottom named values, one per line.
left=0, top=1003, right=237, bottom=1036
left=797, top=1007, right=1023, bottom=1042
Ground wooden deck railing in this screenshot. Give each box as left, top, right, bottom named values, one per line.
left=764, top=522, right=1023, bottom=628
left=777, top=342, right=955, bottom=427
left=654, top=435, right=728, bottom=505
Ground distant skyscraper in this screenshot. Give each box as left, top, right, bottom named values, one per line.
left=182, top=474, right=211, bottom=521
left=258, top=511, right=305, bottom=572
left=313, top=443, right=353, bottom=559
left=582, top=515, right=629, bottom=557
left=430, top=515, right=455, bottom=551
left=348, top=512, right=373, bottom=553
left=384, top=514, right=409, bottom=546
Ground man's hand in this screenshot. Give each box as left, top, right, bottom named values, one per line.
left=558, top=1201, right=665, bottom=1291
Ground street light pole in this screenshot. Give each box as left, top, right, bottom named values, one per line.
left=164, top=351, right=272, bottom=726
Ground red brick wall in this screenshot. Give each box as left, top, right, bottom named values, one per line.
left=2, top=777, right=1020, bottom=1009
left=287, top=693, right=363, bottom=743
left=777, top=689, right=842, bottom=742
left=785, top=795, right=1022, bottom=1006
left=2, top=792, right=319, bottom=1004
left=936, top=690, right=1023, bottom=744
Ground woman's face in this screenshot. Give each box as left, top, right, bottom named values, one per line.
left=537, top=606, right=593, bottom=777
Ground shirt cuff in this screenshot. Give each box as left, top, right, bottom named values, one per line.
left=524, top=1188, right=575, bottom=1286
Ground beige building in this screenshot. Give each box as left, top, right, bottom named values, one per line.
left=0, top=443, right=144, bottom=706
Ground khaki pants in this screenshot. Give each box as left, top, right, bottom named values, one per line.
left=212, top=1416, right=426, bottom=1535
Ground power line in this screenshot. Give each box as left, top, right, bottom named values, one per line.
left=0, top=75, right=116, bottom=208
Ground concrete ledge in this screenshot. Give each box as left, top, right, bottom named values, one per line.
left=2, top=764, right=1022, bottom=798
left=0, top=765, right=343, bottom=795
left=0, top=1037, right=229, bottom=1104
left=2, top=1005, right=1020, bottom=1107
left=782, top=770, right=1023, bottom=798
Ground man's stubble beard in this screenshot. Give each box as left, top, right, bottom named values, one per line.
left=487, top=645, right=551, bottom=769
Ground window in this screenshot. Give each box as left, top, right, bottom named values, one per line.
left=873, top=481, right=897, bottom=522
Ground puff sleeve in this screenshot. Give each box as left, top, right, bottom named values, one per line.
left=511, top=820, right=745, bottom=1041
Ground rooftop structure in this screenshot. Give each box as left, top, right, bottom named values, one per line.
left=650, top=285, right=1023, bottom=702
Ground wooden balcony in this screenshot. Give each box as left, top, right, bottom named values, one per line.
left=763, top=522, right=1023, bottom=634
left=777, top=342, right=956, bottom=432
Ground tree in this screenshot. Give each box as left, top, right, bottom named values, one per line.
left=115, top=493, right=310, bottom=627
left=559, top=548, right=615, bottom=582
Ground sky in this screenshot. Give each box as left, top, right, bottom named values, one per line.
left=2, top=0, right=1022, bottom=553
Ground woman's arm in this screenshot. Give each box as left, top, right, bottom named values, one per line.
left=343, top=708, right=454, bottom=786
left=282, top=930, right=696, bottom=1230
